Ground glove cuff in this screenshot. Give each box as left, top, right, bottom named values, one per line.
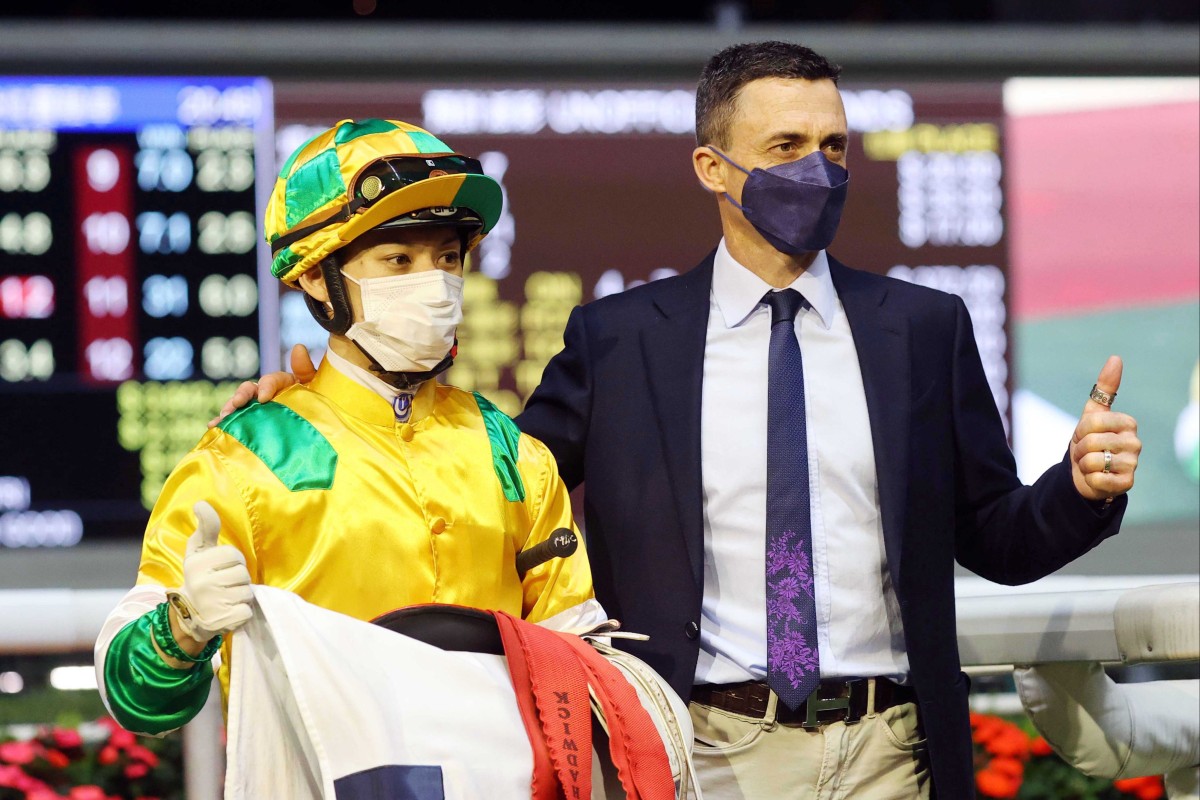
left=150, top=602, right=222, bottom=664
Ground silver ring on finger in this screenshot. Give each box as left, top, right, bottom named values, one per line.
left=1090, top=384, right=1116, bottom=407
left=1102, top=449, right=1113, bottom=473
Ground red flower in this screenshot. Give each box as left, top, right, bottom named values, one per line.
left=107, top=729, right=135, bottom=750
left=975, top=765, right=1020, bottom=798
left=97, top=746, right=119, bottom=766
left=1114, top=775, right=1166, bottom=800
left=1029, top=735, right=1055, bottom=757
left=24, top=789, right=66, bottom=800
left=988, top=756, right=1025, bottom=781
left=124, top=762, right=150, bottom=780
left=0, top=740, right=40, bottom=765
left=68, top=787, right=109, bottom=800
left=50, top=729, right=83, bottom=750
left=985, top=729, right=1030, bottom=759
left=971, top=713, right=1036, bottom=797
left=126, top=744, right=159, bottom=767
left=0, top=764, right=29, bottom=788
left=41, top=749, right=70, bottom=769
left=971, top=715, right=1005, bottom=745
left=95, top=718, right=120, bottom=734
left=2, top=766, right=52, bottom=794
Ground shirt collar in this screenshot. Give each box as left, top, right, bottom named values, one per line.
left=313, top=348, right=435, bottom=426
left=325, top=348, right=401, bottom=401
left=711, top=239, right=837, bottom=330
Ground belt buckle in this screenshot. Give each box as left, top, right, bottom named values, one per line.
left=801, top=682, right=860, bottom=728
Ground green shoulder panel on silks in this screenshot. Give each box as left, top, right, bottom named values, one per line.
left=473, top=392, right=526, bottom=503
left=217, top=400, right=338, bottom=491
left=104, top=612, right=214, bottom=736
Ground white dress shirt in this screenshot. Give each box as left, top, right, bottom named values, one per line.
left=694, top=240, right=910, bottom=686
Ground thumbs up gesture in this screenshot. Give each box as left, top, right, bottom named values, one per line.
left=166, top=501, right=254, bottom=646
left=1069, top=356, right=1142, bottom=502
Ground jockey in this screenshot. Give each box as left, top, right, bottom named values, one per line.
left=95, top=119, right=607, bottom=735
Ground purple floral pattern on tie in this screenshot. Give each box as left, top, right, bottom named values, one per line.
left=769, top=628, right=820, bottom=688
left=767, top=529, right=819, bottom=688
left=768, top=529, right=814, bottom=596
left=764, top=289, right=820, bottom=708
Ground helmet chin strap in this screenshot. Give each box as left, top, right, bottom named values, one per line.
left=349, top=339, right=457, bottom=392
left=304, top=255, right=354, bottom=335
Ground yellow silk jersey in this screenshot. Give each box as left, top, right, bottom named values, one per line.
left=135, top=359, right=596, bottom=691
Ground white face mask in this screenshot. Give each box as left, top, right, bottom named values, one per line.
left=342, top=269, right=464, bottom=373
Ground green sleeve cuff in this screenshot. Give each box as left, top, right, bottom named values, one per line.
left=151, top=600, right=222, bottom=662
left=103, top=609, right=215, bottom=735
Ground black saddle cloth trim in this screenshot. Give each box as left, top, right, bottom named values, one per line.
left=371, top=605, right=504, bottom=656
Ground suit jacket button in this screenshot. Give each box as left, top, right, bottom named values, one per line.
left=685, top=621, right=700, bottom=640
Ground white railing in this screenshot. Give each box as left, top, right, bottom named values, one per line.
left=956, top=579, right=1200, bottom=669
left=956, top=578, right=1200, bottom=799
left=0, top=589, right=125, bottom=654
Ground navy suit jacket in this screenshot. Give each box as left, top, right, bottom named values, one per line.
left=515, top=252, right=1125, bottom=798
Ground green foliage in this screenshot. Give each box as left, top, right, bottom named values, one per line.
left=0, top=688, right=108, bottom=729
left=1018, top=751, right=1123, bottom=799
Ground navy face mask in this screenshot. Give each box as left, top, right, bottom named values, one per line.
left=712, top=148, right=849, bottom=255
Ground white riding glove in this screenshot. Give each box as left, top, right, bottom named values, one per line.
left=165, top=501, right=253, bottom=643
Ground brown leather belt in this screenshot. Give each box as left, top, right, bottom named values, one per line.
left=690, top=678, right=917, bottom=728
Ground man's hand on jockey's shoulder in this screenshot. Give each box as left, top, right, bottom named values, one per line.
left=208, top=344, right=317, bottom=427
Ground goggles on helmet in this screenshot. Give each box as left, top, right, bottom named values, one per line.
left=354, top=155, right=485, bottom=205
left=271, top=154, right=488, bottom=258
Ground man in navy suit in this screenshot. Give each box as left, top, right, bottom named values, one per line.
left=510, top=41, right=1140, bottom=799
left=227, top=41, right=1141, bottom=800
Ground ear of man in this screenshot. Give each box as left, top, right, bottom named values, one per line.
left=692, top=146, right=729, bottom=195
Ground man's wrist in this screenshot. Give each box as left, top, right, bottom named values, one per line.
left=152, top=602, right=221, bottom=666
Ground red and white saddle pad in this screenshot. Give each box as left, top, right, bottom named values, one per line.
left=224, top=586, right=701, bottom=800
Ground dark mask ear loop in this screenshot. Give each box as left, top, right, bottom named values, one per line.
left=303, top=253, right=353, bottom=335
left=708, top=146, right=754, bottom=213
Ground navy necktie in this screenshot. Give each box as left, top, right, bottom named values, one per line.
left=763, top=289, right=820, bottom=710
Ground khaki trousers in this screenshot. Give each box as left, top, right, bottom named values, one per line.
left=689, top=682, right=931, bottom=800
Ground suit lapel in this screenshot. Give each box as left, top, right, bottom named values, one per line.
left=640, top=256, right=713, bottom=592
left=830, top=258, right=910, bottom=581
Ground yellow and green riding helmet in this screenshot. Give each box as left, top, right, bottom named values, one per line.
left=265, top=118, right=503, bottom=287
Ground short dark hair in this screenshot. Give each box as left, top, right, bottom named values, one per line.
left=695, top=41, right=842, bottom=148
